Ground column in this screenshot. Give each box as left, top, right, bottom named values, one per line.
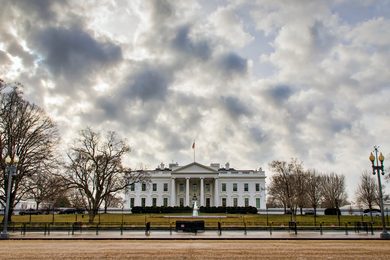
left=171, top=178, right=176, bottom=207
left=200, top=178, right=204, bottom=207
left=185, top=177, right=190, bottom=206
left=214, top=178, right=219, bottom=207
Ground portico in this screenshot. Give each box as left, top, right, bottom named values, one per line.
left=170, top=162, right=219, bottom=207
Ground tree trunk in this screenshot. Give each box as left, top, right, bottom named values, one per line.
left=88, top=212, right=96, bottom=223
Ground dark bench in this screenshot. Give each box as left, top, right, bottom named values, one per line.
left=175, top=220, right=205, bottom=233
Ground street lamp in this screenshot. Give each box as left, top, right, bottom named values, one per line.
left=1, top=155, right=18, bottom=239
left=369, top=146, right=390, bottom=239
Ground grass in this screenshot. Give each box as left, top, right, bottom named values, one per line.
left=5, top=212, right=390, bottom=228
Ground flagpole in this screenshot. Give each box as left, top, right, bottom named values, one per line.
left=192, top=141, right=196, bottom=162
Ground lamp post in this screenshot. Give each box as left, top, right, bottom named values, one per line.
left=369, top=146, right=390, bottom=239
left=1, top=155, right=18, bottom=239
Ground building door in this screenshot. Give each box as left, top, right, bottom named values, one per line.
left=206, top=198, right=210, bottom=207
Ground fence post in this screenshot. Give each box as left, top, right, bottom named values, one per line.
left=320, top=222, right=323, bottom=235
left=120, top=224, right=123, bottom=236
left=218, top=222, right=222, bottom=236
left=96, top=224, right=99, bottom=235
left=370, top=222, right=374, bottom=235
left=345, top=223, right=348, bottom=235
left=269, top=222, right=273, bottom=236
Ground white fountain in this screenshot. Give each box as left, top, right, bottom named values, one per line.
left=192, top=201, right=199, bottom=217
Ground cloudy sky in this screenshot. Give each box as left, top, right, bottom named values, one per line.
left=1, top=0, right=389, bottom=199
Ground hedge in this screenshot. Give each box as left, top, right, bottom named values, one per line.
left=131, top=206, right=258, bottom=214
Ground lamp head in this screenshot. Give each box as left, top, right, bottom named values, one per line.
left=5, top=155, right=11, bottom=164
left=369, top=152, right=375, bottom=162
left=379, top=152, right=384, bottom=163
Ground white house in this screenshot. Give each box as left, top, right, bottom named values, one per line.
left=124, top=162, right=266, bottom=210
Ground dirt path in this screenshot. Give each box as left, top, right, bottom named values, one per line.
left=1, top=240, right=389, bottom=259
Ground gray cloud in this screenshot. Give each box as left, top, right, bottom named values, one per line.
left=268, top=85, right=293, bottom=103
left=216, top=52, right=248, bottom=75
left=220, top=96, right=251, bottom=119
left=12, top=0, right=64, bottom=22
left=31, top=26, right=122, bottom=82
left=122, top=66, right=171, bottom=102
left=171, top=26, right=211, bottom=60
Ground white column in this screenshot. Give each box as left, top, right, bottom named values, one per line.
left=200, top=178, right=204, bottom=207
left=171, top=178, right=176, bottom=207
left=185, top=177, right=190, bottom=206
left=214, top=178, right=219, bottom=207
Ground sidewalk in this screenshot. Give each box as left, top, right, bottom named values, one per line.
left=7, top=229, right=383, bottom=240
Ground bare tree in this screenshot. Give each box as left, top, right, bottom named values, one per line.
left=62, top=128, right=148, bottom=223
left=355, top=171, right=379, bottom=210
left=103, top=193, right=123, bottom=213
left=0, top=81, right=59, bottom=221
left=26, top=170, right=65, bottom=210
left=268, top=159, right=305, bottom=219
left=321, top=172, right=348, bottom=209
left=306, top=169, right=323, bottom=223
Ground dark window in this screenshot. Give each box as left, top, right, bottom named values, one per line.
left=163, top=183, right=168, bottom=192
left=152, top=183, right=157, bottom=192
left=233, top=183, right=237, bottom=192
left=244, top=183, right=249, bottom=192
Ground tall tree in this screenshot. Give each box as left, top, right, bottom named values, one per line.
left=0, top=81, right=59, bottom=221
left=62, top=128, right=148, bottom=223
left=25, top=170, right=65, bottom=210
left=355, top=171, right=379, bottom=210
left=268, top=159, right=305, bottom=219
left=320, top=172, right=348, bottom=209
left=306, top=169, right=323, bottom=223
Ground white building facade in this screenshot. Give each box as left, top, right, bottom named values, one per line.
left=124, top=162, right=266, bottom=210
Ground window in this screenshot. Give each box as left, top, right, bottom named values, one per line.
left=233, top=183, right=237, bottom=192
left=256, top=198, right=260, bottom=208
left=222, top=198, right=227, bottom=207
left=163, top=198, right=168, bottom=207
left=163, top=183, right=168, bottom=192
left=222, top=183, right=226, bottom=192
left=142, top=183, right=146, bottom=191
left=130, top=184, right=135, bottom=192
left=256, top=183, right=260, bottom=192
left=152, top=198, right=157, bottom=207
left=244, top=198, right=249, bottom=207
left=206, top=198, right=210, bottom=207
left=141, top=198, right=146, bottom=207
left=205, top=183, right=210, bottom=192
left=244, top=183, right=249, bottom=192
left=179, top=198, right=184, bottom=207
left=130, top=198, right=135, bottom=208
left=179, top=183, right=184, bottom=192
left=192, top=184, right=197, bottom=192
left=233, top=198, right=238, bottom=207
left=152, top=183, right=157, bottom=192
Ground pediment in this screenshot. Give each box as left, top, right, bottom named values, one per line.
left=172, top=162, right=218, bottom=174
